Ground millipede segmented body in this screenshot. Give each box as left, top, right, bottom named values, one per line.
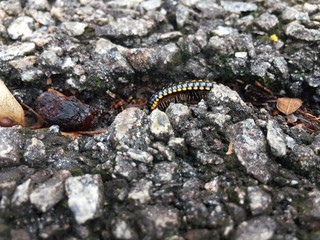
left=148, top=80, right=217, bottom=111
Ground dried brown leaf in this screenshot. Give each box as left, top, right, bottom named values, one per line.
left=276, top=97, right=302, bottom=115
left=0, top=80, right=25, bottom=126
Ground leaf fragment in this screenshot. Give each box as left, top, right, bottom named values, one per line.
left=0, top=80, right=25, bottom=126
left=276, top=97, right=302, bottom=115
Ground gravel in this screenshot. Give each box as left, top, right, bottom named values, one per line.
left=0, top=0, right=319, bottom=239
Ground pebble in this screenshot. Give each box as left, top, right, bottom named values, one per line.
left=288, top=145, right=319, bottom=175
left=9, top=56, right=37, bottom=71
left=285, top=21, right=320, bottom=41
left=138, top=205, right=179, bottom=239
left=221, top=1, right=257, bottom=13
left=0, top=42, right=36, bottom=61
left=95, top=17, right=155, bottom=38
left=23, top=138, right=46, bottom=167
left=176, top=4, right=190, bottom=28
left=127, top=148, right=153, bottom=164
left=227, top=119, right=277, bottom=183
left=61, top=22, right=88, bottom=36
left=110, top=108, right=149, bottom=147
left=140, top=0, right=162, bottom=11
left=0, top=127, right=23, bottom=167
left=255, top=13, right=279, bottom=31
left=128, top=179, right=152, bottom=204
left=282, top=6, right=309, bottom=21
left=247, top=186, right=272, bottom=215
left=153, top=161, right=177, bottom=182
left=11, top=179, right=31, bottom=207
left=235, top=216, right=276, bottom=240
left=26, top=0, right=50, bottom=10
left=7, top=16, right=34, bottom=40
left=266, top=120, right=287, bottom=157
left=30, top=170, right=71, bottom=212
left=65, top=174, right=104, bottom=224
left=149, top=109, right=174, bottom=141
left=112, top=219, right=137, bottom=239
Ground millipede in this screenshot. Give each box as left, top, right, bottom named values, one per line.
left=148, top=80, right=217, bottom=111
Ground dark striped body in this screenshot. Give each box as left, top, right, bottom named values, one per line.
left=148, top=80, right=217, bottom=111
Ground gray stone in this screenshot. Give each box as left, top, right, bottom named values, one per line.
left=180, top=0, right=199, bottom=7
left=11, top=179, right=31, bottom=207
left=255, top=13, right=279, bottom=31
left=9, top=56, right=37, bottom=71
left=282, top=7, right=309, bottom=21
left=128, top=179, right=152, bottom=204
left=227, top=119, right=277, bottom=183
left=97, top=47, right=134, bottom=78
left=0, top=0, right=22, bottom=15
left=30, top=170, right=71, bottom=212
left=26, top=0, right=50, bottom=10
left=288, top=145, right=320, bottom=174
left=110, top=107, right=149, bottom=148
left=0, top=42, right=36, bottom=61
left=168, top=137, right=187, bottom=157
left=10, top=229, right=31, bottom=240
left=285, top=21, right=320, bottom=41
left=20, top=69, right=44, bottom=82
left=0, top=166, right=32, bottom=185
left=149, top=109, right=174, bottom=141
left=206, top=84, right=252, bottom=121
left=157, top=43, right=180, bottom=68
left=138, top=205, right=179, bottom=239
left=0, top=127, right=24, bottom=167
left=311, top=12, right=320, bottom=21
left=311, top=133, right=320, bottom=154
left=127, top=148, right=153, bottom=164
left=247, top=186, right=272, bottom=215
left=65, top=174, right=104, bottom=224
left=0, top=181, right=16, bottom=197
left=151, top=141, right=175, bottom=161
left=213, top=26, right=238, bottom=36
left=61, top=22, right=88, bottom=36
left=303, top=3, right=318, bottom=14
left=305, top=71, right=320, bottom=88
left=236, top=216, right=276, bottom=240
left=266, top=120, right=287, bottom=157
left=251, top=60, right=271, bottom=78
left=112, top=219, right=137, bottom=240
left=106, top=0, right=144, bottom=9
left=28, top=28, right=52, bottom=47
left=153, top=161, right=177, bottom=182
left=302, top=189, right=320, bottom=219
left=166, top=103, right=191, bottom=129
left=40, top=50, right=60, bottom=66
left=158, top=31, right=183, bottom=41
left=206, top=111, right=232, bottom=129
left=176, top=4, right=190, bottom=28
left=114, top=154, right=138, bottom=181
left=125, top=47, right=157, bottom=72
left=7, top=16, right=34, bottom=40
left=140, top=0, right=162, bottom=11
left=28, top=10, right=54, bottom=26
left=221, top=1, right=257, bottom=13
left=273, top=56, right=289, bottom=80
left=96, top=17, right=155, bottom=38
left=94, top=38, right=128, bottom=55
left=23, top=137, right=46, bottom=167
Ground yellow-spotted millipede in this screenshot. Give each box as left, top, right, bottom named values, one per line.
left=148, top=80, right=217, bottom=111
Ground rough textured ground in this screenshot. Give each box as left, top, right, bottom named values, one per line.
left=0, top=0, right=320, bottom=239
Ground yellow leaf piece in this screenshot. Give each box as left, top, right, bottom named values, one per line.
left=276, top=97, right=302, bottom=115
left=0, top=80, right=25, bottom=126
left=270, top=34, right=278, bottom=42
